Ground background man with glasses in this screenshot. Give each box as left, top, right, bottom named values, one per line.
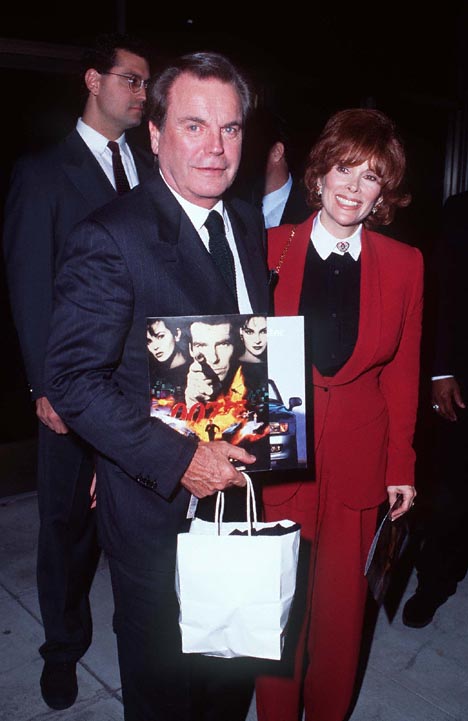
left=2, top=31, right=153, bottom=711
left=101, top=68, right=150, bottom=92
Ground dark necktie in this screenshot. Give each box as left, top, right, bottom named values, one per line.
left=205, top=210, right=238, bottom=302
left=107, top=140, right=131, bottom=195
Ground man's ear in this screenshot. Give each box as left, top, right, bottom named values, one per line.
left=272, top=141, right=285, bottom=163
left=149, top=121, right=160, bottom=156
left=85, top=68, right=101, bottom=96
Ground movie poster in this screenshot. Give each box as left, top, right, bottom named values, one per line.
left=146, top=314, right=307, bottom=472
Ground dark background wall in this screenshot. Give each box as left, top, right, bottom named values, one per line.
left=1, top=4, right=467, bottom=486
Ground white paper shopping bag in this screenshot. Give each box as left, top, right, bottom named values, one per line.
left=175, top=475, right=300, bottom=660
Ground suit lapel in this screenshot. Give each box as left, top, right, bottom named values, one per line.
left=227, top=202, right=266, bottom=312
left=144, top=175, right=239, bottom=314
left=61, top=130, right=116, bottom=207
left=179, top=212, right=240, bottom=313
left=139, top=175, right=267, bottom=315
left=271, top=216, right=313, bottom=315
left=327, top=228, right=382, bottom=385
left=281, top=180, right=310, bottom=226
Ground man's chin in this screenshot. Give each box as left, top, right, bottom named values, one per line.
left=192, top=175, right=234, bottom=199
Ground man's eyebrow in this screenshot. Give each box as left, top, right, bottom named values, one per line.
left=179, top=115, right=206, bottom=125
left=178, top=115, right=241, bottom=128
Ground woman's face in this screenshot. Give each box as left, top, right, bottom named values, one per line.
left=147, top=320, right=179, bottom=362
left=318, top=160, right=382, bottom=238
left=240, top=316, right=267, bottom=357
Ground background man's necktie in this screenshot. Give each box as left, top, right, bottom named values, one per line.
left=205, top=210, right=238, bottom=303
left=107, top=140, right=131, bottom=195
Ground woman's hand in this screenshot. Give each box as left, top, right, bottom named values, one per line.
left=387, top=484, right=416, bottom=520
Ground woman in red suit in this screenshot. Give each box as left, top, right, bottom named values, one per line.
left=256, top=109, right=422, bottom=721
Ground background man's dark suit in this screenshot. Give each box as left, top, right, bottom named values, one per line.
left=45, top=170, right=269, bottom=718
left=229, top=106, right=310, bottom=229
left=403, top=190, right=468, bottom=625
left=3, top=128, right=153, bottom=665
left=432, top=192, right=468, bottom=380
left=278, top=177, right=310, bottom=226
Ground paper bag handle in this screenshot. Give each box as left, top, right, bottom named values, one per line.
left=214, top=472, right=257, bottom=535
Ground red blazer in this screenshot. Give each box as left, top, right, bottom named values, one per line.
left=267, top=213, right=424, bottom=511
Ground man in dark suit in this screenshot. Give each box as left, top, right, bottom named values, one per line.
left=230, top=107, right=310, bottom=228
left=2, top=33, right=153, bottom=710
left=403, top=191, right=468, bottom=627
left=44, top=52, right=269, bottom=721
left=260, top=124, right=310, bottom=228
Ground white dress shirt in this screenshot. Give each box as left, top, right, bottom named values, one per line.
left=262, top=173, right=293, bottom=229
left=76, top=118, right=140, bottom=190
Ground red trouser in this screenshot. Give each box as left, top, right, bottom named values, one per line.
left=256, top=477, right=378, bottom=721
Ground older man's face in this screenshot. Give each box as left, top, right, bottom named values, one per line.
left=149, top=73, right=243, bottom=209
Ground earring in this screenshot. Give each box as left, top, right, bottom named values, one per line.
left=372, top=198, right=382, bottom=215
left=316, top=184, right=322, bottom=197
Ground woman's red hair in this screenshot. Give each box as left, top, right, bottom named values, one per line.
left=304, top=108, right=410, bottom=227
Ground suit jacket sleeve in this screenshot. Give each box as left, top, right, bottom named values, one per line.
left=379, top=245, right=424, bottom=487
left=44, top=216, right=197, bottom=499
left=3, top=156, right=56, bottom=398
left=431, top=193, right=468, bottom=378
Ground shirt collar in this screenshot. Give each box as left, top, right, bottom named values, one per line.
left=159, top=169, right=224, bottom=231
left=76, top=118, right=127, bottom=156
left=262, top=173, right=292, bottom=213
left=311, top=211, right=362, bottom=261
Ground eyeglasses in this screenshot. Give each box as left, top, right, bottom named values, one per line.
left=102, top=72, right=150, bottom=94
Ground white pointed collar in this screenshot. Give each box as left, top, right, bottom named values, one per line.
left=311, top=211, right=362, bottom=261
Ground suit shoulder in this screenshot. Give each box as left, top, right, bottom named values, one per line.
left=130, top=143, right=154, bottom=168
left=268, top=222, right=297, bottom=244
left=82, top=176, right=155, bottom=229
left=444, top=191, right=468, bottom=212
left=8, top=131, right=80, bottom=185
left=441, top=192, right=468, bottom=240
left=368, top=231, right=423, bottom=286
left=14, top=130, right=76, bottom=165
left=268, top=214, right=313, bottom=245
left=282, top=180, right=311, bottom=225
left=368, top=229, right=422, bottom=259
left=229, top=195, right=263, bottom=223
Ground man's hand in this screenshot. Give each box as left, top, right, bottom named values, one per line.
left=432, top=377, right=465, bottom=422
left=36, top=396, right=69, bottom=434
left=387, top=484, right=416, bottom=520
left=181, top=441, right=255, bottom=498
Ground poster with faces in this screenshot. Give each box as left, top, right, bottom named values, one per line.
left=147, top=314, right=307, bottom=472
